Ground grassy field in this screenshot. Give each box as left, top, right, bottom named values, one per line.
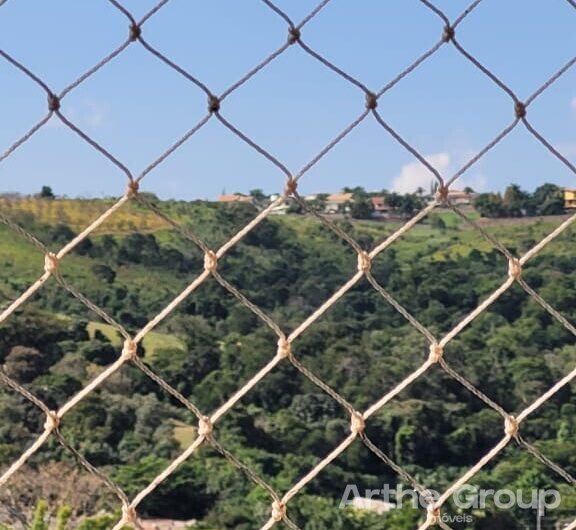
left=0, top=195, right=230, bottom=233
left=172, top=420, right=197, bottom=448
left=0, top=196, right=170, bottom=234
left=87, top=321, right=185, bottom=358
left=274, top=206, right=574, bottom=263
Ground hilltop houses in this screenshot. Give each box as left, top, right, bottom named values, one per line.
left=325, top=192, right=354, bottom=213
left=564, top=188, right=576, bottom=209
left=370, top=196, right=390, bottom=218
left=268, top=193, right=291, bottom=215
left=217, top=187, right=476, bottom=218
left=218, top=190, right=410, bottom=218
left=217, top=193, right=254, bottom=204
left=445, top=189, right=474, bottom=206
left=219, top=191, right=357, bottom=215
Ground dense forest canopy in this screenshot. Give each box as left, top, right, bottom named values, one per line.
left=0, top=196, right=575, bottom=529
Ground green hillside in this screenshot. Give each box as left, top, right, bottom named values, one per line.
left=0, top=197, right=575, bottom=529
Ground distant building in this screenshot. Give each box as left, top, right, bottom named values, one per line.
left=428, top=189, right=474, bottom=206
left=325, top=192, right=354, bottom=213
left=269, top=193, right=291, bottom=215
left=370, top=196, right=391, bottom=218
left=447, top=189, right=474, bottom=205
left=218, top=194, right=253, bottom=204
left=564, top=188, right=576, bottom=209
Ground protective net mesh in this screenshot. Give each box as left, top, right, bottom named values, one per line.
left=1, top=1, right=576, bottom=529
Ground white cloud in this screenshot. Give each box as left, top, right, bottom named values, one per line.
left=45, top=100, right=106, bottom=129
left=570, top=97, right=576, bottom=112
left=85, top=101, right=105, bottom=128
left=391, top=153, right=450, bottom=194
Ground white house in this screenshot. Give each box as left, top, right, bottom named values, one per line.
left=325, top=192, right=354, bottom=213
left=269, top=193, right=291, bottom=215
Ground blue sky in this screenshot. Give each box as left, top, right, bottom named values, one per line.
left=1, top=0, right=575, bottom=200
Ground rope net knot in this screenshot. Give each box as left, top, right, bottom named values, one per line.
left=277, top=337, right=291, bottom=359
left=121, top=339, right=138, bottom=361
left=271, top=500, right=286, bottom=521
left=508, top=257, right=522, bottom=279
left=208, top=94, right=221, bottom=113
left=435, top=184, right=449, bottom=204
left=442, top=25, right=455, bottom=42
left=288, top=27, right=301, bottom=44
left=350, top=411, right=365, bottom=434
left=198, top=416, right=213, bottom=438
left=428, top=342, right=444, bottom=363
left=126, top=180, right=139, bottom=198
left=47, top=93, right=60, bottom=112
left=204, top=250, right=218, bottom=272
left=44, top=410, right=60, bottom=431
left=122, top=504, right=137, bottom=525
left=129, top=24, right=141, bottom=41
left=426, top=504, right=441, bottom=525
left=284, top=177, right=298, bottom=197
left=357, top=251, right=371, bottom=273
left=365, top=92, right=378, bottom=110
left=515, top=101, right=527, bottom=119
left=44, top=252, right=59, bottom=274
left=505, top=415, right=519, bottom=437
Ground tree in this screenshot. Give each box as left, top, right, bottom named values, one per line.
left=350, top=198, right=374, bottom=219
left=502, top=183, right=529, bottom=217
left=39, top=186, right=55, bottom=199
left=474, top=192, right=505, bottom=218
left=531, top=182, right=564, bottom=215
left=91, top=263, right=116, bottom=284
left=342, top=186, right=366, bottom=197
left=312, top=193, right=328, bottom=213
left=55, top=506, right=72, bottom=530
left=3, top=346, right=47, bottom=383
left=398, top=194, right=423, bottom=218
left=386, top=192, right=402, bottom=208
left=49, top=224, right=76, bottom=246
left=394, top=423, right=416, bottom=463
left=249, top=189, right=267, bottom=209
left=82, top=340, right=117, bottom=366
left=118, top=233, right=161, bottom=265
left=30, top=500, right=48, bottom=530
left=286, top=197, right=303, bottom=214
